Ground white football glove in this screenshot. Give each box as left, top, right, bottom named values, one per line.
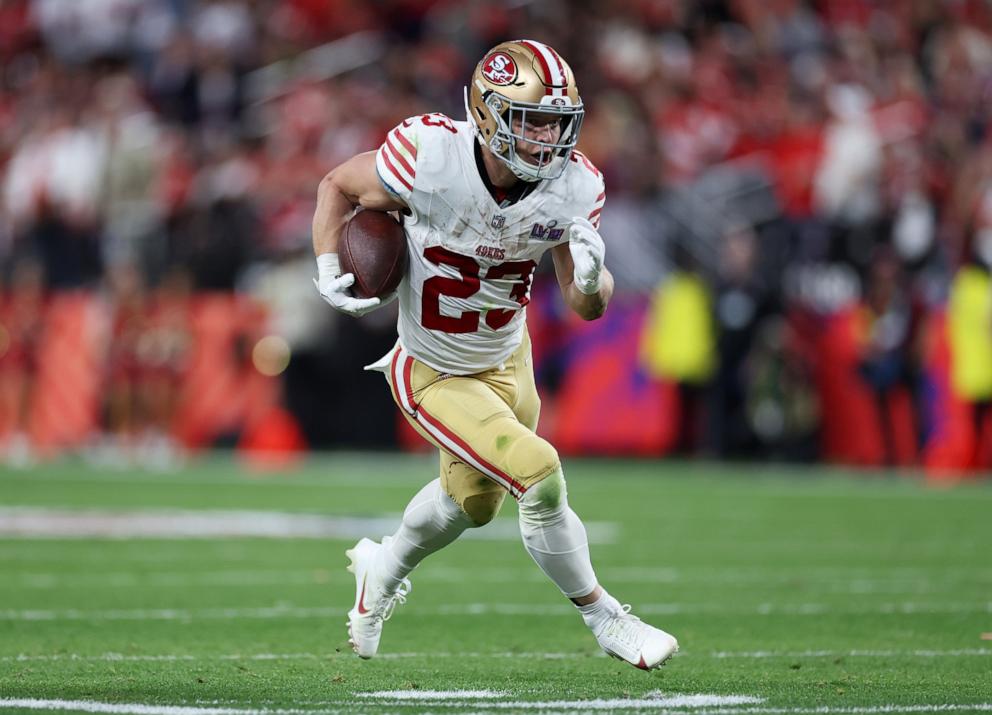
left=314, top=253, right=387, bottom=317
left=568, top=217, right=606, bottom=295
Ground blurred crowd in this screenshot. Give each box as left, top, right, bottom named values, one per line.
left=0, top=0, right=990, bottom=470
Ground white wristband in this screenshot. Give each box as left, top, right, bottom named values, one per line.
left=316, top=253, right=341, bottom=280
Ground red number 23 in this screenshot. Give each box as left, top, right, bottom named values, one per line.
left=421, top=247, right=536, bottom=333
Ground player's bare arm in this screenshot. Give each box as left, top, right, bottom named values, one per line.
left=551, top=224, right=614, bottom=321
left=312, top=151, right=406, bottom=257
left=312, top=151, right=406, bottom=317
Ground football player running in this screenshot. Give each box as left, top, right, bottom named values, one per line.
left=312, top=40, right=679, bottom=670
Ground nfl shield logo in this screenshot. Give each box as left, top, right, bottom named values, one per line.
left=491, top=215, right=506, bottom=229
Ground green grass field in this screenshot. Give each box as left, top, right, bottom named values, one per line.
left=0, top=454, right=990, bottom=714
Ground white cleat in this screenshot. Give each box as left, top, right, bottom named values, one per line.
left=594, top=605, right=679, bottom=670
left=345, top=537, right=410, bottom=659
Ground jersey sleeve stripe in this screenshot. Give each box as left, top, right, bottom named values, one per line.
left=385, top=134, right=415, bottom=178
left=392, top=129, right=417, bottom=160
left=379, top=147, right=413, bottom=191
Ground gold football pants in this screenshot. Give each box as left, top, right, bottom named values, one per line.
left=382, top=333, right=560, bottom=525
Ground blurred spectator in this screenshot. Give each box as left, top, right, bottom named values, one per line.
left=99, top=261, right=151, bottom=460
left=813, top=83, right=882, bottom=228
left=641, top=242, right=715, bottom=456
left=947, top=228, right=992, bottom=470
left=705, top=221, right=777, bottom=459
left=854, top=245, right=925, bottom=465
left=137, top=266, right=193, bottom=459
left=0, top=257, right=45, bottom=464
left=745, top=316, right=820, bottom=462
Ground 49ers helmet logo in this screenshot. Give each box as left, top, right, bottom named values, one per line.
left=481, top=52, right=517, bottom=85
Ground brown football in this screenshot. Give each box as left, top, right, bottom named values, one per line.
left=339, top=209, right=408, bottom=299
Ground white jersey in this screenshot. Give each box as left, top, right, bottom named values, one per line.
left=374, top=113, right=606, bottom=375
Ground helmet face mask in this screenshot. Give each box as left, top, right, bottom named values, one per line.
left=467, top=40, right=585, bottom=182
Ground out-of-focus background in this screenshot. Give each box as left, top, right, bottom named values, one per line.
left=0, top=0, right=990, bottom=476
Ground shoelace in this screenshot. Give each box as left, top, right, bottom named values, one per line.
left=373, top=578, right=411, bottom=622
left=601, top=604, right=647, bottom=649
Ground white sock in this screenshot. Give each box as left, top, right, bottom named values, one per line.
left=577, top=591, right=623, bottom=635
left=517, top=471, right=598, bottom=599
left=378, top=478, right=473, bottom=593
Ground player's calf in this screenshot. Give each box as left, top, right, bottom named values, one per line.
left=517, top=467, right=597, bottom=598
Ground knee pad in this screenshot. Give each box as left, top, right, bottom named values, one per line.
left=500, top=428, right=560, bottom=491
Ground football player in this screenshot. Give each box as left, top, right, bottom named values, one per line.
left=312, top=40, right=679, bottom=670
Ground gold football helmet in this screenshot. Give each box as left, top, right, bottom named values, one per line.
left=466, top=39, right=584, bottom=182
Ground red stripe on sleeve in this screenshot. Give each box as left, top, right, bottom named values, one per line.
left=385, top=136, right=415, bottom=178
left=380, top=148, right=413, bottom=191
left=393, top=129, right=417, bottom=160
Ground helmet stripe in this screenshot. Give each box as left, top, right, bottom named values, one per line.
left=519, top=40, right=565, bottom=96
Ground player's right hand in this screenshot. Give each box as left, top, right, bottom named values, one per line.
left=314, top=253, right=383, bottom=317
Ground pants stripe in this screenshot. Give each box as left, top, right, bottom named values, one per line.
left=415, top=405, right=526, bottom=499
left=390, top=347, right=417, bottom=414
left=389, top=345, right=527, bottom=499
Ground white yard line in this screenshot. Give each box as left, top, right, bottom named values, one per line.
left=0, top=506, right=616, bottom=544
left=0, top=606, right=344, bottom=621
left=701, top=708, right=992, bottom=714
left=358, top=690, right=506, bottom=700
left=357, top=693, right=764, bottom=709
left=3, top=649, right=989, bottom=663
left=710, top=649, right=992, bottom=658
left=5, top=566, right=986, bottom=592
left=0, top=702, right=309, bottom=715
left=7, top=571, right=330, bottom=589
left=2, top=698, right=991, bottom=715
left=2, top=601, right=990, bottom=622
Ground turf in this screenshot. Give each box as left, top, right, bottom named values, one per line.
left=0, top=454, right=990, bottom=714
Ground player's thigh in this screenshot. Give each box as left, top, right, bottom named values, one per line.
left=391, top=407, right=507, bottom=525
left=386, top=346, right=559, bottom=497
left=510, top=333, right=541, bottom=432
left=420, top=376, right=558, bottom=495
left=481, top=333, right=541, bottom=432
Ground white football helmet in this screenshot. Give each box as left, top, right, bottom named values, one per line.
left=466, top=39, right=584, bottom=182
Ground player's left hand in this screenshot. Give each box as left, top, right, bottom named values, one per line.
left=313, top=274, right=383, bottom=317
left=314, top=253, right=383, bottom=317
left=568, top=217, right=606, bottom=295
